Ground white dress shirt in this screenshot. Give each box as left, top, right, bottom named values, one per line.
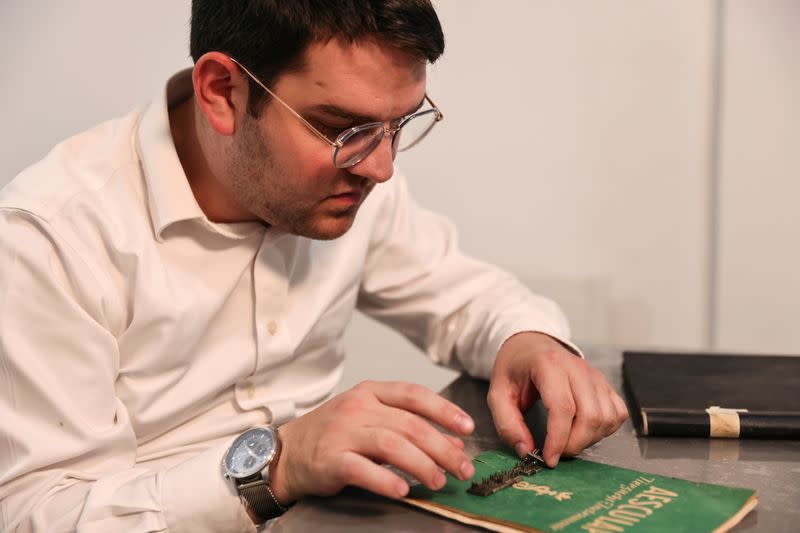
left=0, top=70, right=574, bottom=532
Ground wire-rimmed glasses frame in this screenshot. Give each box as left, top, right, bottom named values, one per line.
left=229, top=57, right=443, bottom=168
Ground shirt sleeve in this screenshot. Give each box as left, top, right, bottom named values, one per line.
left=0, top=209, right=254, bottom=533
left=357, top=174, right=581, bottom=379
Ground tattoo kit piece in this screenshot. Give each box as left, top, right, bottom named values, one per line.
left=467, top=449, right=546, bottom=496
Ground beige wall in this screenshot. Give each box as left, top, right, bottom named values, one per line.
left=341, top=0, right=717, bottom=391
left=715, top=0, right=800, bottom=353
left=0, top=1, right=192, bottom=177
left=415, top=1, right=715, bottom=348
left=0, top=2, right=795, bottom=393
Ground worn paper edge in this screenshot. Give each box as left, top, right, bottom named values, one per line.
left=402, top=497, right=541, bottom=533
left=404, top=491, right=758, bottom=533
left=712, top=494, right=759, bottom=533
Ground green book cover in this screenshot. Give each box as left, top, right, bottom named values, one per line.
left=404, top=449, right=757, bottom=533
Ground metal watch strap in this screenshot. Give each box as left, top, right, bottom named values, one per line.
left=239, top=479, right=289, bottom=521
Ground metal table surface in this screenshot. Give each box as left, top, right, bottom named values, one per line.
left=270, top=346, right=800, bottom=532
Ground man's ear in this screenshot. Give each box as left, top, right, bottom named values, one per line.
left=192, top=52, right=248, bottom=136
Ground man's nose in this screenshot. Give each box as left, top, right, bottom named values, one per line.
left=348, top=135, right=395, bottom=184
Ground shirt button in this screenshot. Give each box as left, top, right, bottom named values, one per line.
left=267, top=320, right=278, bottom=336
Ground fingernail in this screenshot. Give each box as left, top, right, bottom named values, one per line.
left=434, top=471, right=446, bottom=489
left=456, top=414, right=474, bottom=433
left=460, top=460, right=475, bottom=479
left=396, top=481, right=409, bottom=497
left=515, top=442, right=530, bottom=457
left=545, top=451, right=559, bottom=468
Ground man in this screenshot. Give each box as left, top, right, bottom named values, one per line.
left=0, top=1, right=627, bottom=531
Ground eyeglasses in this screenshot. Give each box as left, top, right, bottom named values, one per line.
left=230, top=57, right=443, bottom=168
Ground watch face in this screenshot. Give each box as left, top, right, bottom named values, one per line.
left=224, top=427, right=277, bottom=479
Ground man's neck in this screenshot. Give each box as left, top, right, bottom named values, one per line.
left=169, top=97, right=256, bottom=223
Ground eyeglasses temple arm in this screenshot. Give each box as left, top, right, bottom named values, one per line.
left=424, top=94, right=444, bottom=121
left=228, top=57, right=339, bottom=148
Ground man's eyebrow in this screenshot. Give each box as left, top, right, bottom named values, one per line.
left=312, top=96, right=426, bottom=123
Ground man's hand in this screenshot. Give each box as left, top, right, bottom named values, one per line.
left=268, top=381, right=476, bottom=505
left=487, top=332, right=627, bottom=468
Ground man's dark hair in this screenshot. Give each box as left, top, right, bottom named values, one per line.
left=190, top=0, right=445, bottom=116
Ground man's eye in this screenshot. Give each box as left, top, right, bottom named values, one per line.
left=315, top=121, right=353, bottom=137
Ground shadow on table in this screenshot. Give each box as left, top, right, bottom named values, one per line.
left=270, top=486, right=482, bottom=532
left=635, top=434, right=800, bottom=462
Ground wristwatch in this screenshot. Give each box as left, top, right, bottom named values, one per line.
left=222, top=426, right=290, bottom=521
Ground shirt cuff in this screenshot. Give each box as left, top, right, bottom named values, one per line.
left=479, top=321, right=584, bottom=378
left=161, top=440, right=256, bottom=533
left=497, top=327, right=584, bottom=359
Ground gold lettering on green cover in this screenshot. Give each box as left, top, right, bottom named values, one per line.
left=512, top=481, right=573, bottom=501
left=404, top=449, right=756, bottom=533
left=577, top=486, right=680, bottom=532
left=549, top=478, right=663, bottom=530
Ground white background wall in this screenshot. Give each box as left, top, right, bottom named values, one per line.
left=715, top=1, right=800, bottom=354
left=0, top=1, right=797, bottom=393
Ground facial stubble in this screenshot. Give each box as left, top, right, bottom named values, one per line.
left=226, top=113, right=361, bottom=240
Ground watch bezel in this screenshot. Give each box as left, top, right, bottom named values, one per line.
left=222, top=426, right=280, bottom=480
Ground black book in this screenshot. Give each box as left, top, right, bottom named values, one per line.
left=622, top=350, right=800, bottom=439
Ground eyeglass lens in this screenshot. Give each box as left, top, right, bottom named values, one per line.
left=393, top=110, right=439, bottom=152
left=333, top=110, right=439, bottom=168
left=335, top=126, right=385, bottom=168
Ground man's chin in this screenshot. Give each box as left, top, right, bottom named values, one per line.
left=299, top=212, right=358, bottom=240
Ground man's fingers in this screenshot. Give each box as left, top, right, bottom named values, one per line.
left=335, top=451, right=411, bottom=499
left=561, top=368, right=629, bottom=457
left=283, top=381, right=481, bottom=503
left=610, top=386, right=630, bottom=431
left=598, top=382, right=628, bottom=438
left=364, top=381, right=474, bottom=435
left=353, top=426, right=447, bottom=491
left=561, top=370, right=610, bottom=456
left=487, top=379, right=535, bottom=458
left=488, top=335, right=629, bottom=470
left=536, top=369, right=576, bottom=467
left=382, top=406, right=474, bottom=480
left=443, top=433, right=466, bottom=450
left=592, top=378, right=625, bottom=437
left=594, top=384, right=620, bottom=436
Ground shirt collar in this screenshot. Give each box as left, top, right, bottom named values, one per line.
left=136, top=69, right=264, bottom=242
left=136, top=68, right=204, bottom=241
